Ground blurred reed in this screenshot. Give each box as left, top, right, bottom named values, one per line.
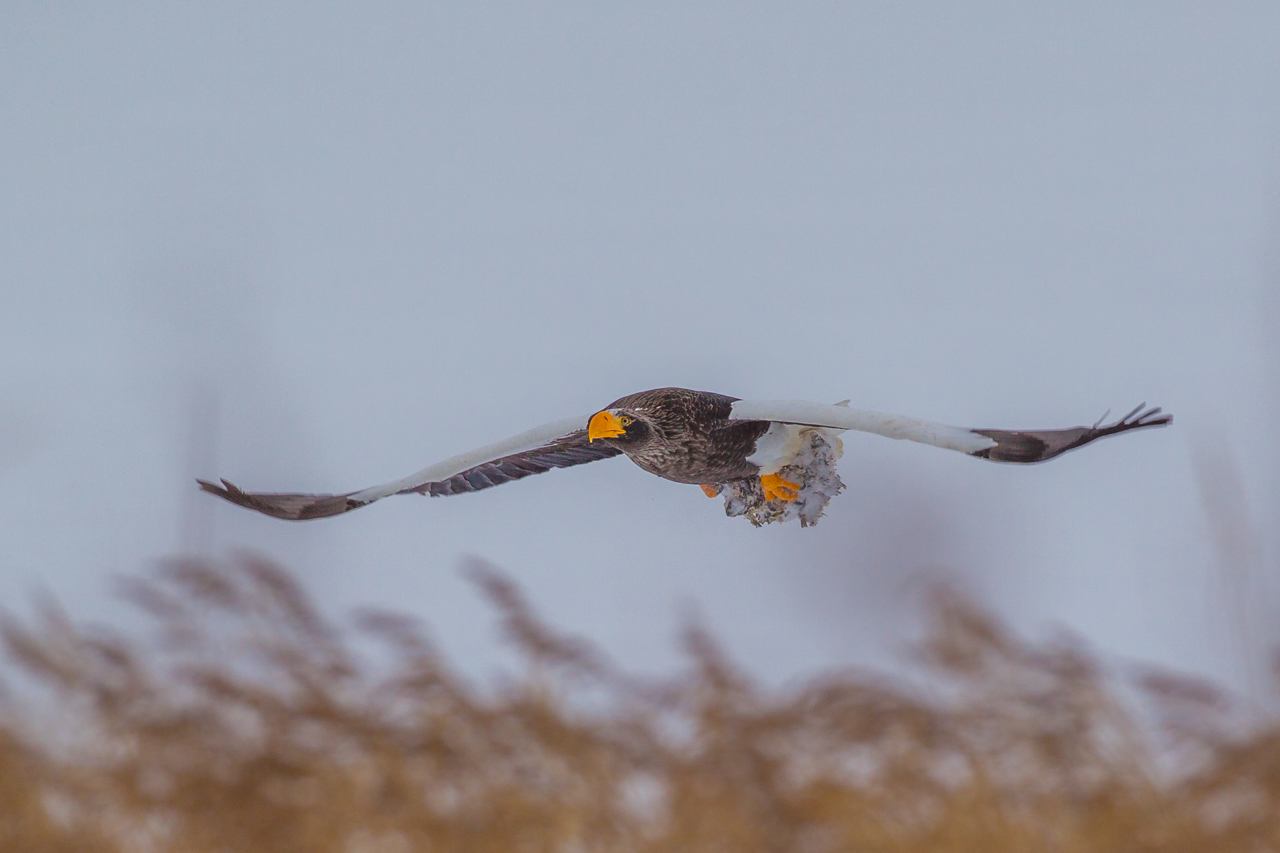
left=0, top=553, right=1276, bottom=853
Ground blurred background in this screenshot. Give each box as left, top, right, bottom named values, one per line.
left=2, top=3, right=1277, bottom=700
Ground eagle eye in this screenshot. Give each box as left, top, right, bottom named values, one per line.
left=619, top=415, right=633, bottom=427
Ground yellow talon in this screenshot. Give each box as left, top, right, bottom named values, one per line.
left=700, top=484, right=721, bottom=498
left=760, top=473, right=801, bottom=502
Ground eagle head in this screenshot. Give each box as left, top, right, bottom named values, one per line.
left=587, top=409, right=652, bottom=446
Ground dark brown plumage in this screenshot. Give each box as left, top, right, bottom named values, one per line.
left=197, top=430, right=622, bottom=516
left=970, top=404, right=1170, bottom=463
left=413, top=429, right=621, bottom=496
left=595, top=388, right=771, bottom=485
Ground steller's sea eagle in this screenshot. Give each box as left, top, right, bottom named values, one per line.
left=199, top=387, right=1171, bottom=527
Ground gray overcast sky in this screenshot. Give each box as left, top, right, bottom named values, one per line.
left=2, top=4, right=1277, bottom=689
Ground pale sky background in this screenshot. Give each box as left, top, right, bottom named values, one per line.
left=2, top=4, right=1278, bottom=693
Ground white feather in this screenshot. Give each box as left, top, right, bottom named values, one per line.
left=744, top=422, right=831, bottom=472
left=349, top=414, right=592, bottom=503
left=729, top=399, right=997, bottom=455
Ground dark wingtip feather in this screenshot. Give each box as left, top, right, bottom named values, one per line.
left=972, top=403, right=1173, bottom=464
left=197, top=478, right=231, bottom=497
left=1110, top=404, right=1172, bottom=432
left=1132, top=406, right=1172, bottom=428
left=196, top=478, right=361, bottom=521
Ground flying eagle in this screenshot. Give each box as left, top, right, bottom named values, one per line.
left=199, top=387, right=1170, bottom=526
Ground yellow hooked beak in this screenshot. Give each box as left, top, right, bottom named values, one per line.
left=588, top=411, right=628, bottom=442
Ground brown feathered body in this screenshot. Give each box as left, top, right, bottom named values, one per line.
left=599, top=388, right=771, bottom=484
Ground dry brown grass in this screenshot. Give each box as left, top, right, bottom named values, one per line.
left=0, top=554, right=1276, bottom=852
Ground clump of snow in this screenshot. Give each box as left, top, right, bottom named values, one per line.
left=714, top=429, right=845, bottom=527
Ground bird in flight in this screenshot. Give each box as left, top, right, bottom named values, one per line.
left=199, top=387, right=1170, bottom=526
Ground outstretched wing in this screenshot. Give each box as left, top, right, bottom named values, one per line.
left=405, top=428, right=621, bottom=496
left=728, top=400, right=1171, bottom=463
left=198, top=415, right=622, bottom=521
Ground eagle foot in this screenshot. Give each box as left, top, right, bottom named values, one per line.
left=700, top=484, right=722, bottom=498
left=760, top=473, right=801, bottom=502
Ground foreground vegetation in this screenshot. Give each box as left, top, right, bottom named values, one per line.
left=0, top=555, right=1276, bottom=852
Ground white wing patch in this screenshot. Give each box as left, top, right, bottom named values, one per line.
left=746, top=422, right=844, bottom=474
left=730, top=399, right=998, bottom=455
left=349, top=415, right=593, bottom=503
